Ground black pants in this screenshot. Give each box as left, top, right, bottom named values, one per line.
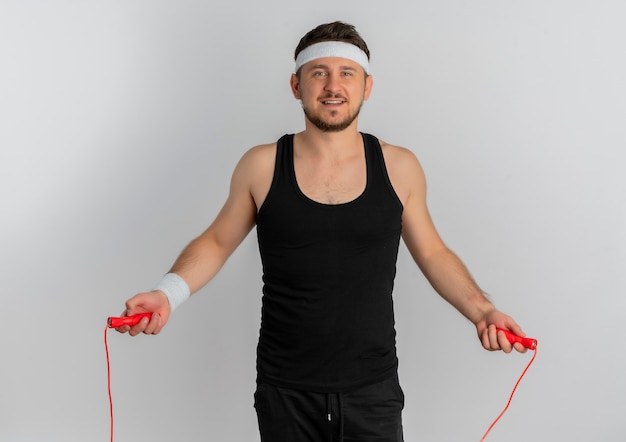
left=254, top=375, right=404, bottom=442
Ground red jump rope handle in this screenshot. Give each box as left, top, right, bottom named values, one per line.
left=107, top=312, right=153, bottom=328
left=496, top=328, right=537, bottom=350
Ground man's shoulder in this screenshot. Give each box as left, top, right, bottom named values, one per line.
left=231, top=141, right=279, bottom=208
left=239, top=141, right=278, bottom=166
left=232, top=141, right=278, bottom=189
left=373, top=137, right=420, bottom=166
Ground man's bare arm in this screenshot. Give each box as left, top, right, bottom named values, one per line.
left=119, top=146, right=270, bottom=335
left=169, top=160, right=258, bottom=293
left=385, top=145, right=526, bottom=352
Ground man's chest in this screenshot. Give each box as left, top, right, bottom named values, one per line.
left=294, top=158, right=367, bottom=205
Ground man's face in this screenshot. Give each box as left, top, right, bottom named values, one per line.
left=291, top=57, right=373, bottom=132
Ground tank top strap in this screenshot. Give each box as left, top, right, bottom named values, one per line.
left=275, top=133, right=294, bottom=183
left=362, top=133, right=403, bottom=210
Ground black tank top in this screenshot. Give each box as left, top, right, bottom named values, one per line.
left=255, top=133, right=403, bottom=392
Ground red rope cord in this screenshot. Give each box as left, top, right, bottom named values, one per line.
left=104, top=326, right=114, bottom=442
left=105, top=319, right=534, bottom=442
left=480, top=347, right=537, bottom=441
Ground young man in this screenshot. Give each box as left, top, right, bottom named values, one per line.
left=117, top=21, right=528, bottom=442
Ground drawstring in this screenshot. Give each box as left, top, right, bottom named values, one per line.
left=325, top=392, right=345, bottom=442
left=326, top=393, right=332, bottom=421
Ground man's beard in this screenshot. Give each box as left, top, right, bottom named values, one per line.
left=302, top=101, right=363, bottom=132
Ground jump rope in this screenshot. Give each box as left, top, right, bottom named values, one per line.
left=105, top=313, right=537, bottom=441
left=480, top=329, right=538, bottom=441
left=104, top=313, right=152, bottom=442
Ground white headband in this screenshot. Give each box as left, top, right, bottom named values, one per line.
left=295, top=41, right=370, bottom=74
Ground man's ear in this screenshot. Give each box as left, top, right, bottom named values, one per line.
left=364, top=74, right=373, bottom=101
left=290, top=73, right=301, bottom=99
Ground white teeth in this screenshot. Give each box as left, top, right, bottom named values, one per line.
left=324, top=100, right=342, bottom=104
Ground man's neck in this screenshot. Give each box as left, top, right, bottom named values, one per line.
left=296, top=124, right=363, bottom=159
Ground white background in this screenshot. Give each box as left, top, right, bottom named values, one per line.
left=1, top=1, right=624, bottom=441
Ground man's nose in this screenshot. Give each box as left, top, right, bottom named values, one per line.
left=323, top=73, right=342, bottom=93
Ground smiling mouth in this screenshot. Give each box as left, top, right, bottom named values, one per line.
left=322, top=99, right=344, bottom=105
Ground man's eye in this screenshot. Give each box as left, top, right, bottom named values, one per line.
left=341, top=71, right=353, bottom=77
left=313, top=71, right=326, bottom=77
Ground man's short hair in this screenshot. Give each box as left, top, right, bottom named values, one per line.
left=294, top=21, right=370, bottom=64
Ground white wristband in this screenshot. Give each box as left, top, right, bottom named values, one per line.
left=153, top=273, right=190, bottom=312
